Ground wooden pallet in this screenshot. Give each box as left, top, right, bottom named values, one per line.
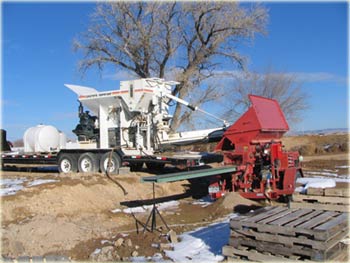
left=307, top=187, right=349, bottom=197
left=228, top=235, right=347, bottom=261
left=223, top=206, right=349, bottom=262
left=223, top=245, right=301, bottom=262
left=291, top=190, right=350, bottom=212
left=230, top=206, right=348, bottom=241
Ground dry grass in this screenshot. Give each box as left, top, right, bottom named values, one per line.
left=282, top=134, right=349, bottom=156
left=178, top=133, right=349, bottom=157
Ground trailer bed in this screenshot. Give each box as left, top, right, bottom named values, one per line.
left=1, top=150, right=223, bottom=172
left=1, top=152, right=57, bottom=165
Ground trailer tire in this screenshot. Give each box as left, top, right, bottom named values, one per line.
left=78, top=153, right=99, bottom=173
left=100, top=152, right=121, bottom=174
left=58, top=153, right=78, bottom=174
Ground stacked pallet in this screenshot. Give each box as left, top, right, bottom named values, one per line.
left=290, top=187, right=349, bottom=212
left=223, top=206, right=349, bottom=261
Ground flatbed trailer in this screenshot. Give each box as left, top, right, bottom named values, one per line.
left=1, top=149, right=223, bottom=173
left=1, top=152, right=58, bottom=165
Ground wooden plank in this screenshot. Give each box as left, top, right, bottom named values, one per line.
left=307, top=188, right=325, bottom=196
left=239, top=206, right=287, bottom=223
left=231, top=207, right=348, bottom=241
left=293, top=194, right=350, bottom=205
left=324, top=188, right=350, bottom=197
left=230, top=229, right=249, bottom=238
left=284, top=209, right=324, bottom=227
left=222, top=245, right=298, bottom=262
left=290, top=201, right=349, bottom=212
left=229, top=236, right=348, bottom=261
left=297, top=211, right=339, bottom=229
left=234, top=228, right=348, bottom=250
left=269, top=208, right=313, bottom=226
left=257, top=208, right=296, bottom=224
left=229, top=237, right=312, bottom=258
left=314, top=213, right=349, bottom=231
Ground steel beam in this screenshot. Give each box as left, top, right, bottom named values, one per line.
left=141, top=166, right=237, bottom=183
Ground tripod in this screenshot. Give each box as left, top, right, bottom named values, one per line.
left=142, top=183, right=170, bottom=233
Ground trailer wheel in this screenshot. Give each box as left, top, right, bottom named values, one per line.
left=100, top=152, right=121, bottom=174
left=58, top=153, right=78, bottom=174
left=78, top=153, right=98, bottom=173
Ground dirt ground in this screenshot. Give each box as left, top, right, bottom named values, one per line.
left=1, top=167, right=263, bottom=260
left=1, top=143, right=349, bottom=260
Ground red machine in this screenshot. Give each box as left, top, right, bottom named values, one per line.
left=210, top=95, right=302, bottom=200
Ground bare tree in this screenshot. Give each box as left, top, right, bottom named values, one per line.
left=74, top=2, right=181, bottom=78
left=222, top=68, right=309, bottom=124
left=74, top=2, right=268, bottom=131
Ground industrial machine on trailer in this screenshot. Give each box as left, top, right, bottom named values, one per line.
left=142, top=95, right=303, bottom=200
left=1, top=77, right=303, bottom=200
left=1, top=78, right=225, bottom=173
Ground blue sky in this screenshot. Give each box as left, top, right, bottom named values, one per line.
left=2, top=2, right=348, bottom=141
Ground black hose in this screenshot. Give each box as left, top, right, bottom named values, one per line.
left=105, top=148, right=128, bottom=196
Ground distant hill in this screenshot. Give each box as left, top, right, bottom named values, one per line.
left=287, top=128, right=349, bottom=136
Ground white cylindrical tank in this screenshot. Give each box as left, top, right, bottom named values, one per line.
left=23, top=125, right=63, bottom=152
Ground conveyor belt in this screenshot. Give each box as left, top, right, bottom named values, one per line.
left=141, top=166, right=237, bottom=183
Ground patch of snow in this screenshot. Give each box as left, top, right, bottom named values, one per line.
left=27, top=179, right=59, bottom=187
left=297, top=177, right=336, bottom=190
left=165, top=215, right=238, bottom=263
left=335, top=165, right=350, bottom=169
left=166, top=233, right=224, bottom=262
left=0, top=177, right=61, bottom=196
left=92, top=248, right=101, bottom=255
left=0, top=184, right=24, bottom=196
left=192, top=196, right=214, bottom=207
left=157, top=200, right=179, bottom=211
left=304, top=175, right=350, bottom=183
left=123, top=207, right=147, bottom=214
left=0, top=178, right=26, bottom=196
left=131, top=254, right=168, bottom=262
left=150, top=253, right=165, bottom=262
left=341, top=238, right=350, bottom=245
left=294, top=186, right=305, bottom=193
left=131, top=256, right=147, bottom=262
left=0, top=178, right=26, bottom=186
left=120, top=201, right=180, bottom=214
